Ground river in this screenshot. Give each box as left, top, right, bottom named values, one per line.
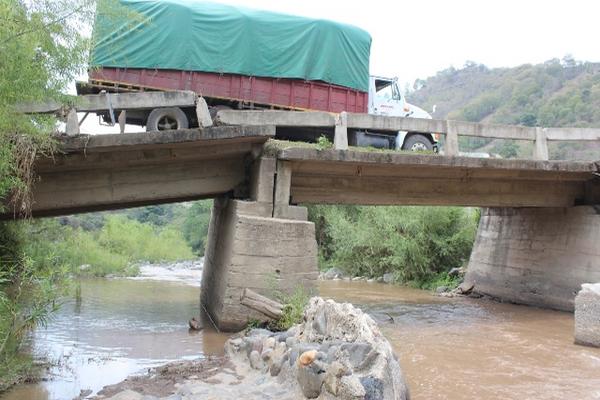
left=2, top=263, right=600, bottom=400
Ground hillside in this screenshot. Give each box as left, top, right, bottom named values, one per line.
left=406, top=58, right=600, bottom=160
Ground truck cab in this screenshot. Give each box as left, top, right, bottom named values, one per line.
left=356, top=76, right=437, bottom=151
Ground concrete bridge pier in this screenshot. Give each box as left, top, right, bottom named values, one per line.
left=200, top=158, right=319, bottom=331
left=465, top=206, right=600, bottom=311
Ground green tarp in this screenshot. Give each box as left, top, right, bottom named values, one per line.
left=91, top=0, right=372, bottom=91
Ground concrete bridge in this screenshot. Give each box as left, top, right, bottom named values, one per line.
left=6, top=108, right=600, bottom=330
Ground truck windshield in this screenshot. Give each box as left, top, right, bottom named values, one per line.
left=376, top=80, right=401, bottom=101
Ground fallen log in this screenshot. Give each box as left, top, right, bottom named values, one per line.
left=241, top=288, right=283, bottom=319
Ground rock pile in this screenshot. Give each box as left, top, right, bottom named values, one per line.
left=226, top=297, right=410, bottom=399
left=575, top=283, right=600, bottom=348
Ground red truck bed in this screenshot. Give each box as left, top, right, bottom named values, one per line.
left=88, top=68, right=368, bottom=114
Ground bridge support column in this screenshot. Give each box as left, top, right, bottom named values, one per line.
left=201, top=158, right=318, bottom=331
left=465, top=206, right=600, bottom=311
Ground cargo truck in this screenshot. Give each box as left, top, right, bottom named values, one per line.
left=82, top=0, right=437, bottom=151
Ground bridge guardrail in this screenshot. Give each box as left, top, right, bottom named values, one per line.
left=216, top=110, right=600, bottom=161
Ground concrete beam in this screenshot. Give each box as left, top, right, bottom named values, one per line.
left=546, top=127, right=600, bottom=141
left=18, top=90, right=198, bottom=114
left=278, top=147, right=597, bottom=174
left=276, top=147, right=596, bottom=208
left=66, top=125, right=274, bottom=153
left=28, top=157, right=246, bottom=217
left=2, top=126, right=275, bottom=219
left=216, top=110, right=336, bottom=127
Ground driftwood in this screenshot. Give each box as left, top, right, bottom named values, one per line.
left=241, top=288, right=283, bottom=319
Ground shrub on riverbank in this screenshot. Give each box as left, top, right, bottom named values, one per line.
left=25, top=216, right=194, bottom=277
left=308, top=205, right=478, bottom=287
left=0, top=223, right=70, bottom=391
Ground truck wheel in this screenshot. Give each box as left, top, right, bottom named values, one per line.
left=146, top=107, right=189, bottom=132
left=402, top=134, right=433, bottom=152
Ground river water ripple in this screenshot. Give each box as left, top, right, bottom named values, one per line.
left=2, top=265, right=599, bottom=400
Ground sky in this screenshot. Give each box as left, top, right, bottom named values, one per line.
left=211, top=0, right=599, bottom=87
left=81, top=0, right=600, bottom=133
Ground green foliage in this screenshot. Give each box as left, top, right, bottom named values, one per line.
left=308, top=206, right=477, bottom=284
left=181, top=200, right=213, bottom=255
left=412, top=271, right=462, bottom=291
left=24, top=216, right=194, bottom=277
left=492, top=140, right=520, bottom=159
left=0, top=0, right=93, bottom=212
left=408, top=59, right=600, bottom=160
left=316, top=135, right=333, bottom=151
left=269, top=286, right=310, bottom=331
left=0, top=222, right=70, bottom=391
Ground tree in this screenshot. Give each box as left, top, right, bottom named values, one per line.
left=0, top=0, right=140, bottom=216
left=0, top=0, right=95, bottom=215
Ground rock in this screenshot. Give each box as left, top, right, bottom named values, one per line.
left=261, top=348, right=273, bottom=362
left=575, top=283, right=600, bottom=348
left=107, top=390, right=143, bottom=400
left=263, top=336, right=276, bottom=350
left=249, top=350, right=264, bottom=370
left=360, top=376, right=384, bottom=400
left=457, top=282, right=474, bottom=295
left=311, top=309, right=328, bottom=336
left=299, top=349, right=318, bottom=366
left=340, top=343, right=374, bottom=370
left=352, top=276, right=364, bottom=281
left=297, top=364, right=325, bottom=398
left=224, top=297, right=409, bottom=399
left=448, top=267, right=465, bottom=278
left=324, top=267, right=345, bottom=280
left=323, top=361, right=350, bottom=395
left=285, top=336, right=297, bottom=348
left=337, top=375, right=366, bottom=399
left=435, top=286, right=449, bottom=294
left=382, top=273, right=395, bottom=284
left=188, top=317, right=202, bottom=331
left=376, top=276, right=384, bottom=283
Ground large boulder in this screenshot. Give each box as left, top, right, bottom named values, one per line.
left=575, top=283, right=600, bottom=348
left=226, top=297, right=410, bottom=399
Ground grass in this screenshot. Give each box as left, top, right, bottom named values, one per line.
left=269, top=286, right=310, bottom=331
left=408, top=271, right=463, bottom=291
left=263, top=138, right=438, bottom=157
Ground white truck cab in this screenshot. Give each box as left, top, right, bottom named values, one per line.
left=359, top=76, right=437, bottom=151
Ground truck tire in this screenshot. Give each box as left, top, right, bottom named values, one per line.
left=402, top=134, right=433, bottom=152
left=146, top=107, right=189, bottom=132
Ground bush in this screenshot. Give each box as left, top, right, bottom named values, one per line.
left=308, top=205, right=478, bottom=286
left=23, top=216, right=194, bottom=277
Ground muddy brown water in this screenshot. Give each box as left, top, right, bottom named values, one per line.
left=2, top=268, right=600, bottom=400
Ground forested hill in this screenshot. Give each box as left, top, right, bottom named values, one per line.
left=406, top=58, right=600, bottom=160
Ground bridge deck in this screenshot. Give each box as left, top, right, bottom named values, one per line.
left=278, top=147, right=599, bottom=207
left=5, top=125, right=274, bottom=218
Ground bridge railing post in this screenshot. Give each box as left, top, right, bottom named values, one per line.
left=533, top=127, right=549, bottom=160
left=445, top=120, right=459, bottom=156
left=65, top=108, right=80, bottom=137
left=334, top=112, right=348, bottom=150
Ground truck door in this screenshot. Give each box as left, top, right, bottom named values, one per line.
left=370, top=78, right=406, bottom=117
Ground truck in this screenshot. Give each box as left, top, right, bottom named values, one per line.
left=82, top=0, right=437, bottom=151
